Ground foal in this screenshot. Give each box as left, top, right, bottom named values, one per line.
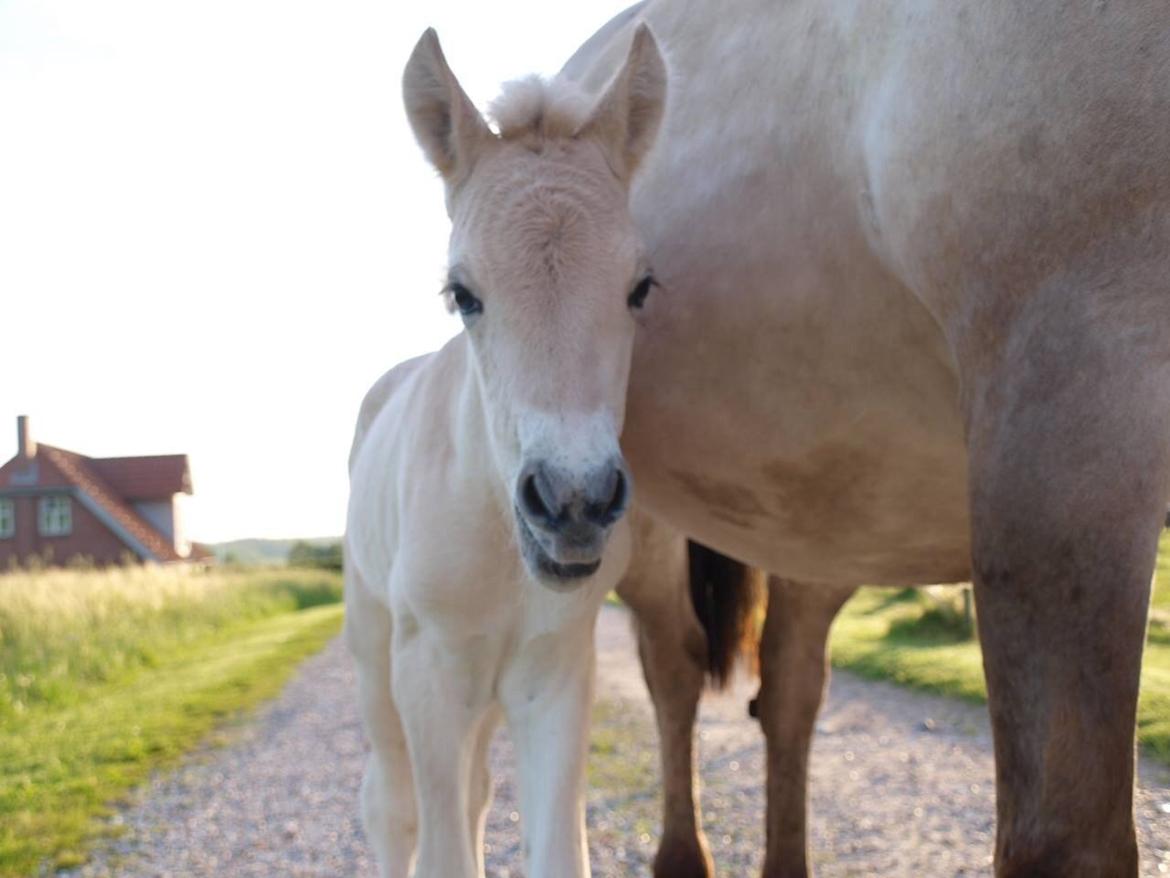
left=345, top=27, right=667, bottom=878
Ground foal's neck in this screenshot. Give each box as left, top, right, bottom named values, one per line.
left=441, top=334, right=511, bottom=514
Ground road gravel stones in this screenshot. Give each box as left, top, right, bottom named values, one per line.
left=62, top=607, right=1170, bottom=877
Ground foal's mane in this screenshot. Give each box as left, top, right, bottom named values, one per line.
left=488, top=76, right=593, bottom=144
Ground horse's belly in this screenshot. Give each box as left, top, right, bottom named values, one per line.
left=627, top=313, right=973, bottom=587
left=624, top=163, right=972, bottom=584
left=625, top=404, right=971, bottom=585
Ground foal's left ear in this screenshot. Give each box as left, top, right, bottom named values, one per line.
left=403, top=29, right=495, bottom=185
left=577, top=24, right=668, bottom=182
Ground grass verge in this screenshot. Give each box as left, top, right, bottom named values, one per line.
left=830, top=531, right=1170, bottom=763
left=0, top=567, right=343, bottom=876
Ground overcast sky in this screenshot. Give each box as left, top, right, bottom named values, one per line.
left=0, top=0, right=632, bottom=541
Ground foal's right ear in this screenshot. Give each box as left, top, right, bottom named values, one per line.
left=577, top=24, right=668, bottom=183
left=403, top=29, right=494, bottom=184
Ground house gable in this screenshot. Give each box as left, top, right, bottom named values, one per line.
left=0, top=418, right=191, bottom=567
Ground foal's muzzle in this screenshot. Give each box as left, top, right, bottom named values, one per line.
left=513, top=456, right=630, bottom=585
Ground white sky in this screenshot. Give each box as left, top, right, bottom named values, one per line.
left=0, top=0, right=631, bottom=542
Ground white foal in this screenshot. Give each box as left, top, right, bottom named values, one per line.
left=345, top=27, right=667, bottom=878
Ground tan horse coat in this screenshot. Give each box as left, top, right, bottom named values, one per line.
left=564, top=2, right=1170, bottom=875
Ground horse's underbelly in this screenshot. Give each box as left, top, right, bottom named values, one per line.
left=624, top=333, right=972, bottom=585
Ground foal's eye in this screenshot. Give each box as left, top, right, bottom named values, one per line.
left=628, top=274, right=657, bottom=310
left=448, top=283, right=483, bottom=318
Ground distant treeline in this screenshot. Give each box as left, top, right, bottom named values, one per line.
left=212, top=537, right=342, bottom=568
left=288, top=540, right=343, bottom=571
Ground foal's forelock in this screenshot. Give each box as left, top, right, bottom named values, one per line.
left=488, top=76, right=594, bottom=145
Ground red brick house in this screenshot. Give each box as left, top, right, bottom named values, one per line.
left=0, top=416, right=195, bottom=567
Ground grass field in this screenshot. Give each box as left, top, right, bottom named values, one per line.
left=830, top=530, right=1170, bottom=763
left=0, top=565, right=344, bottom=877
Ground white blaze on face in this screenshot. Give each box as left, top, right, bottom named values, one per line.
left=515, top=408, right=623, bottom=495
left=445, top=143, right=642, bottom=488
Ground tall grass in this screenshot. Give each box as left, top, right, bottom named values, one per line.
left=830, top=533, right=1170, bottom=762
left=1154, top=533, right=1170, bottom=618
left=0, top=565, right=340, bottom=718
left=0, top=564, right=344, bottom=875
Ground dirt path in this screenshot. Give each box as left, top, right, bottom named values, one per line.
left=64, top=606, right=1170, bottom=877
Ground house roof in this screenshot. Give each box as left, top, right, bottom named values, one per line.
left=35, top=444, right=185, bottom=562
left=89, top=455, right=192, bottom=499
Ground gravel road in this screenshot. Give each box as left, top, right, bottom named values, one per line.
left=63, top=606, right=1170, bottom=877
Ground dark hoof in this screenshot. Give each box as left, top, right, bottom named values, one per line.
left=654, top=837, right=715, bottom=878
left=748, top=696, right=760, bottom=719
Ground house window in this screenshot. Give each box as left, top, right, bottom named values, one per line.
left=38, top=496, right=72, bottom=537
left=0, top=499, right=13, bottom=539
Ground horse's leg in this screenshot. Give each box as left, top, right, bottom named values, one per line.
left=755, top=579, right=855, bottom=878
left=501, top=624, right=597, bottom=878
left=345, top=571, right=416, bottom=878
left=618, top=513, right=714, bottom=878
left=467, top=706, right=500, bottom=877
left=963, top=260, right=1170, bottom=876
left=393, top=624, right=490, bottom=878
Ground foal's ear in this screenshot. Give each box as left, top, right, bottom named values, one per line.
left=403, top=29, right=494, bottom=183
left=577, top=24, right=667, bottom=182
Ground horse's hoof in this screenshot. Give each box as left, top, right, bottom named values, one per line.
left=748, top=696, right=760, bottom=719
left=653, top=838, right=715, bottom=878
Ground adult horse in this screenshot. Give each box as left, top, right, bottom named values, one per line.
left=562, top=2, right=1170, bottom=876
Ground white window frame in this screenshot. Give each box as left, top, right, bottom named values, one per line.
left=0, top=499, right=13, bottom=539
left=38, top=495, right=72, bottom=537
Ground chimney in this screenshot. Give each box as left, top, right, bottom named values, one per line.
left=17, top=415, right=35, bottom=459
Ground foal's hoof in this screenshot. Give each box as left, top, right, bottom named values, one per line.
left=748, top=696, right=760, bottom=719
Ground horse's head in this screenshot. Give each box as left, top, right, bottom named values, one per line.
left=404, top=26, right=666, bottom=588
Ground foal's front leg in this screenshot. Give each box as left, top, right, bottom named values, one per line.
left=501, top=625, right=597, bottom=878
left=393, top=625, right=493, bottom=878
left=468, top=706, right=501, bottom=877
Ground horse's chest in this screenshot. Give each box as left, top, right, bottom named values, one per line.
left=391, top=560, right=520, bottom=637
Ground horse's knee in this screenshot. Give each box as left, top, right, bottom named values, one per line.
left=756, top=581, right=850, bottom=732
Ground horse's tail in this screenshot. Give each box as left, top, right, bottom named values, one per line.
left=687, top=540, right=766, bottom=689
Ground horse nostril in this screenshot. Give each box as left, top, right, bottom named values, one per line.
left=587, top=465, right=629, bottom=526
left=607, top=469, right=628, bottom=518
left=519, top=470, right=556, bottom=525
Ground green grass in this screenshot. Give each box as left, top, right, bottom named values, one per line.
left=1154, top=532, right=1170, bottom=617
left=0, top=566, right=344, bottom=876
left=830, top=531, right=1170, bottom=763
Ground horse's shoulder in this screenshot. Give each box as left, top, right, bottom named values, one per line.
left=348, top=352, right=434, bottom=473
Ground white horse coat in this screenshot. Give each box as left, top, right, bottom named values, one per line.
left=345, top=27, right=668, bottom=878
left=346, top=340, right=628, bottom=878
